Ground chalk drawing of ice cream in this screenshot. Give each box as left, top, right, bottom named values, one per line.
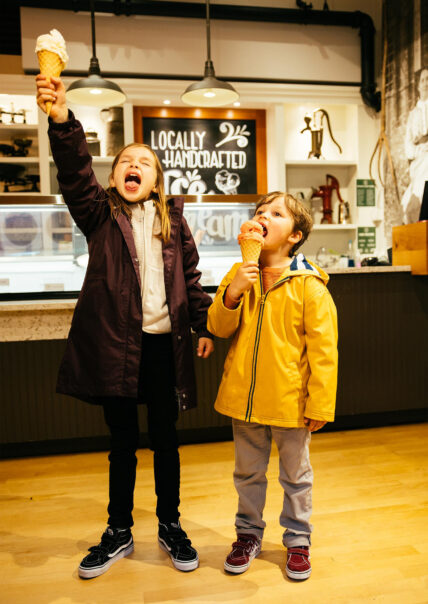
left=165, top=169, right=208, bottom=194
left=215, top=169, right=240, bottom=195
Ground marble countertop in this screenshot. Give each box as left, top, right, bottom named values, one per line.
left=327, top=265, right=411, bottom=274
left=0, top=265, right=413, bottom=313
left=0, top=265, right=415, bottom=342
left=0, top=299, right=77, bottom=311
left=0, top=298, right=76, bottom=342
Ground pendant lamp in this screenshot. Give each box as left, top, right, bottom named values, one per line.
left=181, top=0, right=239, bottom=107
left=66, top=0, right=126, bottom=107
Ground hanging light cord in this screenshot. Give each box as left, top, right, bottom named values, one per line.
left=205, top=0, right=211, bottom=62
left=88, top=0, right=102, bottom=75
left=90, top=0, right=97, bottom=60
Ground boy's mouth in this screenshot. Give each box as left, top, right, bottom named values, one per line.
left=257, top=221, right=268, bottom=237
left=124, top=172, right=141, bottom=192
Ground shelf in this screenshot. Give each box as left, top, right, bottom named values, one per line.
left=49, top=156, right=115, bottom=164
left=285, top=159, right=357, bottom=167
left=0, top=192, right=43, bottom=196
left=92, top=156, right=115, bottom=164
left=312, top=224, right=357, bottom=230
left=0, top=123, right=38, bottom=135
left=0, top=157, right=39, bottom=163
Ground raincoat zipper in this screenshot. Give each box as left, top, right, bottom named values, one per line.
left=245, top=272, right=290, bottom=422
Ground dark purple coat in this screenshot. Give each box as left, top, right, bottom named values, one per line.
left=49, top=113, right=212, bottom=411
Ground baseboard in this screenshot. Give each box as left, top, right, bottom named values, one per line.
left=1, top=409, right=426, bottom=459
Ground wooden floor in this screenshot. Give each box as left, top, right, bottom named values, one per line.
left=0, top=423, right=427, bottom=604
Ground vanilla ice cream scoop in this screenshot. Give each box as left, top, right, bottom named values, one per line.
left=35, top=29, right=68, bottom=116
left=35, top=29, right=69, bottom=65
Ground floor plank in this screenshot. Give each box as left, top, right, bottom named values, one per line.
left=0, top=424, right=427, bottom=603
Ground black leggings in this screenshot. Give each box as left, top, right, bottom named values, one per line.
left=101, top=332, right=180, bottom=528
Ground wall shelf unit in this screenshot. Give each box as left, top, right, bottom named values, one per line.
left=0, top=101, right=41, bottom=195
left=283, top=102, right=363, bottom=262
left=285, top=159, right=358, bottom=167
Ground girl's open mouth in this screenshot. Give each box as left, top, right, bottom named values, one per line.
left=125, top=172, right=141, bottom=192
left=262, top=225, right=268, bottom=237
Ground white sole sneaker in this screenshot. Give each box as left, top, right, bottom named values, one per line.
left=78, top=540, right=134, bottom=579
left=158, top=538, right=199, bottom=572
left=224, top=546, right=261, bottom=574
left=285, top=566, right=312, bottom=580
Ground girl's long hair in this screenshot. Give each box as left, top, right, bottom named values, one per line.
left=106, top=143, right=171, bottom=243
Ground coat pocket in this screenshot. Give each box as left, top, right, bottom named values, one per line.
left=285, top=362, right=305, bottom=391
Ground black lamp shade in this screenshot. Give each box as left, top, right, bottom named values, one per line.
left=66, top=73, right=126, bottom=107
left=182, top=76, right=239, bottom=107
left=181, top=59, right=239, bottom=107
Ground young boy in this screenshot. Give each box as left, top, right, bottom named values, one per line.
left=208, top=192, right=338, bottom=581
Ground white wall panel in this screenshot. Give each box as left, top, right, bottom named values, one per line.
left=21, top=7, right=361, bottom=83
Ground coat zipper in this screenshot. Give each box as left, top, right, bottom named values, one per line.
left=245, top=273, right=290, bottom=422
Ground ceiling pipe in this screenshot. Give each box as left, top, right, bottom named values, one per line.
left=20, top=0, right=381, bottom=111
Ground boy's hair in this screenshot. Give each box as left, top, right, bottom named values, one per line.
left=255, top=191, right=313, bottom=256
left=107, top=143, right=171, bottom=242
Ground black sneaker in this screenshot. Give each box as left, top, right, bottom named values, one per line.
left=158, top=521, right=199, bottom=571
left=78, top=527, right=134, bottom=579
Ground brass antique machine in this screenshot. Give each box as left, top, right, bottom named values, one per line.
left=301, top=108, right=343, bottom=159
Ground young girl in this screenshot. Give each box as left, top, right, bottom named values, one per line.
left=36, top=74, right=214, bottom=579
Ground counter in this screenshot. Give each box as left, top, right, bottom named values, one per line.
left=1, top=265, right=426, bottom=458
left=0, top=299, right=75, bottom=342
left=326, top=266, right=411, bottom=274
left=0, top=266, right=413, bottom=342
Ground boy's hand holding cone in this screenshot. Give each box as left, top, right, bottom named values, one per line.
left=224, top=220, right=264, bottom=308
left=35, top=29, right=68, bottom=118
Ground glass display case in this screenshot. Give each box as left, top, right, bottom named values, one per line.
left=0, top=195, right=257, bottom=298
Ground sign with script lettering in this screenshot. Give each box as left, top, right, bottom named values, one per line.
left=183, top=203, right=254, bottom=252
left=134, top=107, right=267, bottom=196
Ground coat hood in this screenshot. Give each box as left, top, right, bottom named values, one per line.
left=286, top=253, right=329, bottom=284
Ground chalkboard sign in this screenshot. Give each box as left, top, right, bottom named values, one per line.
left=134, top=107, right=267, bottom=196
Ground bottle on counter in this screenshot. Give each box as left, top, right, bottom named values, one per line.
left=347, top=240, right=355, bottom=267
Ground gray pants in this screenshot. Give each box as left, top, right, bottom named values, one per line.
left=232, top=418, right=313, bottom=548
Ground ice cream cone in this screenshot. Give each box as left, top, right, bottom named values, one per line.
left=37, top=50, right=65, bottom=116
left=240, top=238, right=263, bottom=263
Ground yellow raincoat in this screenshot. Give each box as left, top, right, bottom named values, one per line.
left=208, top=255, right=338, bottom=427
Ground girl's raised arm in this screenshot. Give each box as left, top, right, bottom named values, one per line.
left=36, top=75, right=108, bottom=237
left=36, top=74, right=68, bottom=123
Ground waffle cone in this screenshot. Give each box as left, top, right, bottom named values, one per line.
left=240, top=238, right=263, bottom=263
left=37, top=50, right=65, bottom=116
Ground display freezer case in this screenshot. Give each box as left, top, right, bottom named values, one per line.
left=0, top=194, right=258, bottom=298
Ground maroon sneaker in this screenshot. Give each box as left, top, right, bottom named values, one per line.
left=224, top=533, right=261, bottom=574
left=286, top=545, right=311, bottom=580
